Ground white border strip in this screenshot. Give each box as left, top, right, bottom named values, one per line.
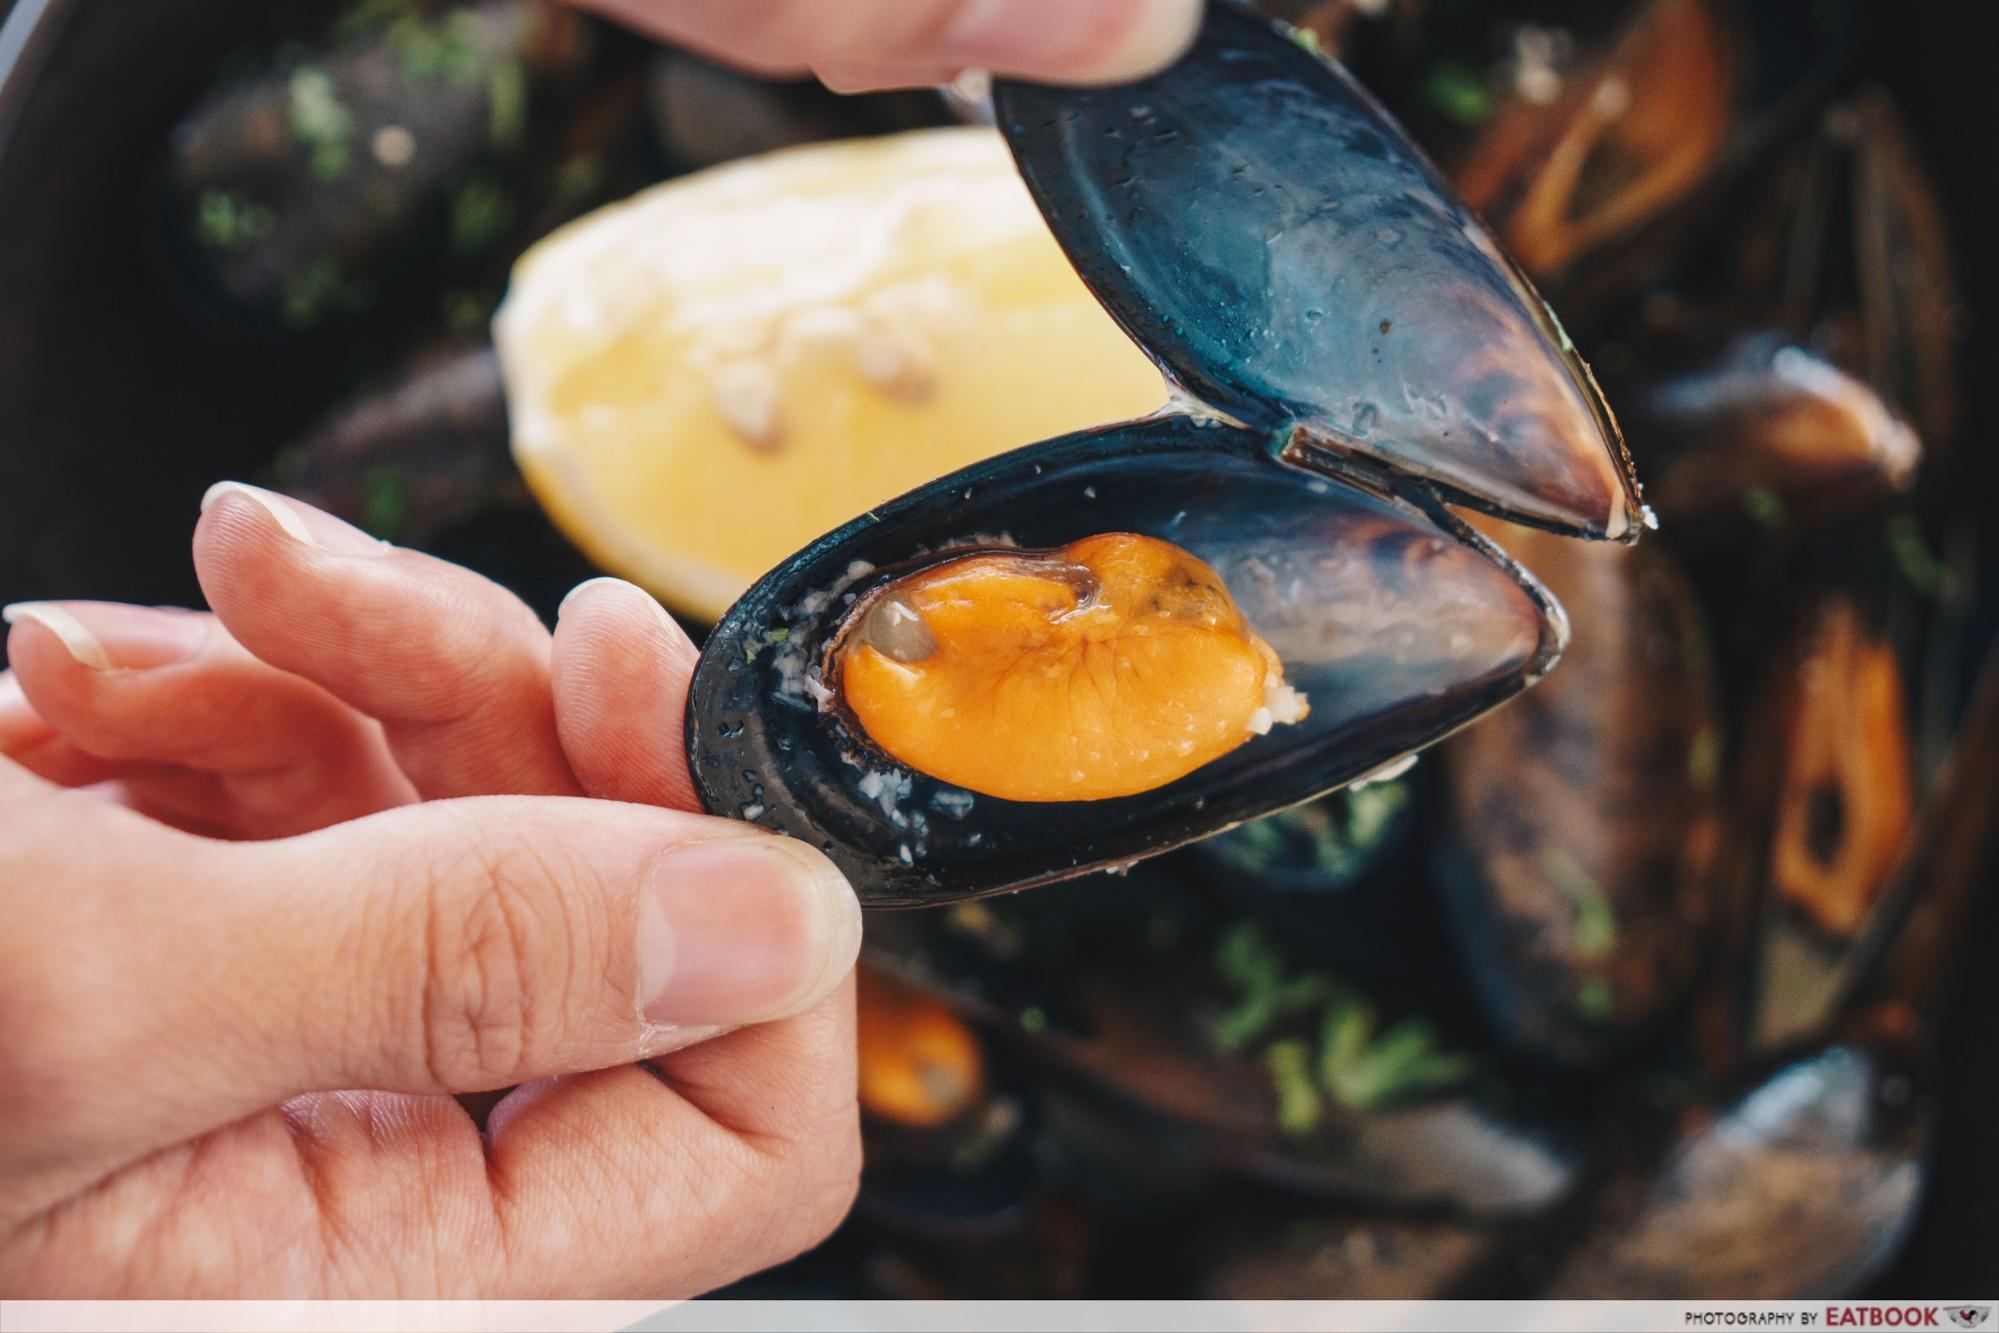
left=2, top=1300, right=1994, bottom=1333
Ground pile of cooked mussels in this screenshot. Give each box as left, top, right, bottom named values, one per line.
left=140, top=0, right=1994, bottom=1296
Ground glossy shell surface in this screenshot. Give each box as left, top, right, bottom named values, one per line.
left=996, top=4, right=1641, bottom=540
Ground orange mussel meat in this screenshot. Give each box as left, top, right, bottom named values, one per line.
left=833, top=533, right=1307, bottom=803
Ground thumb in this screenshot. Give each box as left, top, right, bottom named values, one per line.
left=247, top=797, right=864, bottom=1097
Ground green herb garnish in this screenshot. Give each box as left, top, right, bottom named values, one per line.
left=1211, top=779, right=1410, bottom=885
left=450, top=180, right=514, bottom=257
left=1265, top=1039, right=1322, bottom=1135
left=1545, top=849, right=1616, bottom=958
left=1211, top=922, right=1476, bottom=1130
left=1317, top=1001, right=1473, bottom=1111
left=388, top=11, right=486, bottom=85
left=1211, top=922, right=1330, bottom=1050
left=195, top=190, right=274, bottom=251
left=1420, top=62, right=1494, bottom=126
left=486, top=57, right=528, bottom=149
left=1884, top=511, right=1950, bottom=601
left=289, top=67, right=354, bottom=182
left=334, top=0, right=419, bottom=45
left=282, top=256, right=346, bottom=329
left=360, top=466, right=412, bottom=541
left=1741, top=487, right=1786, bottom=527
left=1574, top=977, right=1616, bottom=1020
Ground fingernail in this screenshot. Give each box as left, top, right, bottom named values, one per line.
left=638, top=837, right=862, bottom=1027
left=559, top=576, right=676, bottom=633
left=4, top=602, right=207, bottom=671
left=200, top=481, right=390, bottom=557
left=935, top=0, right=1201, bottom=84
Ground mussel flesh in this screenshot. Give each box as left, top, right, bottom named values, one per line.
left=834, top=533, right=1306, bottom=803
left=855, top=962, right=1040, bottom=1230
left=1740, top=588, right=1918, bottom=1052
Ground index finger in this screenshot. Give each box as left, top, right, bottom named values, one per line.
left=580, top=0, right=1202, bottom=86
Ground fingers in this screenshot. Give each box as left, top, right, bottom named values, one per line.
left=192, top=483, right=581, bottom=799
left=4, top=603, right=415, bottom=836
left=1, top=670, right=125, bottom=790
left=815, top=61, right=964, bottom=93
left=552, top=578, right=701, bottom=810
left=0, top=737, right=57, bottom=804
left=582, top=0, right=1201, bottom=87
left=482, top=981, right=860, bottom=1297
left=263, top=800, right=859, bottom=1096
left=2, top=794, right=860, bottom=1180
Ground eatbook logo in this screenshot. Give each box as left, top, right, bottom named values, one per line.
left=1947, top=1309, right=1992, bottom=1330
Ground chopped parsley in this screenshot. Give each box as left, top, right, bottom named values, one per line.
left=361, top=466, right=412, bottom=541
left=195, top=190, right=274, bottom=251
left=1210, top=922, right=1474, bottom=1129
left=1421, top=62, right=1494, bottom=126
left=288, top=67, right=354, bottom=181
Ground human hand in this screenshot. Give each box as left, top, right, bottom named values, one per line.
left=578, top=0, right=1203, bottom=91
left=0, top=484, right=863, bottom=1296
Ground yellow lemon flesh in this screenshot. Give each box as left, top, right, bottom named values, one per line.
left=836, top=533, right=1308, bottom=803
left=495, top=126, right=1168, bottom=623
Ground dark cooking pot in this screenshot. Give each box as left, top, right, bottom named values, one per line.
left=0, top=0, right=598, bottom=623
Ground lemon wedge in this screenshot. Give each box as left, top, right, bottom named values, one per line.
left=495, top=126, right=1167, bottom=623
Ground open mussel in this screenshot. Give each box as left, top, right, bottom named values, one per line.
left=854, top=963, right=1041, bottom=1231
left=1714, top=553, right=1949, bottom=1057
left=686, top=3, right=1642, bottom=905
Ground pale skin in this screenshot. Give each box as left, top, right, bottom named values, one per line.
left=0, top=2, right=1202, bottom=1296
